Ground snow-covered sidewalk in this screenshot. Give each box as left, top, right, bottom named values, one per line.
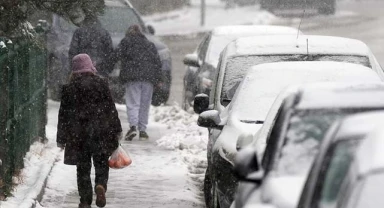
left=33, top=101, right=207, bottom=208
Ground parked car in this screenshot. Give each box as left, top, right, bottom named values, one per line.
left=46, top=0, right=172, bottom=105
left=260, top=0, right=336, bottom=15
left=232, top=82, right=384, bottom=208
left=197, top=62, right=382, bottom=208
left=297, top=111, right=384, bottom=208
left=194, top=35, right=383, bottom=115
left=314, top=126, right=384, bottom=208
left=182, top=25, right=300, bottom=110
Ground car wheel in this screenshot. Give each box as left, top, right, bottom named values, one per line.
left=204, top=169, right=221, bottom=208
left=204, top=169, right=213, bottom=208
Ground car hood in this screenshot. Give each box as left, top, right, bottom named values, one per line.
left=261, top=175, right=306, bottom=208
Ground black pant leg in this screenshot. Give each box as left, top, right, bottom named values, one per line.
left=93, top=153, right=110, bottom=192
left=77, top=150, right=93, bottom=205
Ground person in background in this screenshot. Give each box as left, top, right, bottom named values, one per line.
left=110, top=25, right=163, bottom=141
left=57, top=54, right=122, bottom=208
left=69, top=13, right=114, bottom=77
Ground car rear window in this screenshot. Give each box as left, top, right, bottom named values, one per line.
left=221, top=55, right=371, bottom=105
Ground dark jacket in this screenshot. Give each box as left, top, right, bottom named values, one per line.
left=112, top=33, right=163, bottom=85
left=57, top=75, right=122, bottom=165
left=69, top=19, right=114, bottom=76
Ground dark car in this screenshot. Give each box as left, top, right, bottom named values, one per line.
left=297, top=111, right=384, bottom=208
left=232, top=83, right=384, bottom=208
left=260, top=0, right=336, bottom=14
left=46, top=0, right=172, bottom=105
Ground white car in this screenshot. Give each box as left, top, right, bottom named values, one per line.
left=194, top=35, right=383, bottom=114
left=197, top=61, right=382, bottom=208
left=183, top=25, right=301, bottom=110
left=233, top=83, right=384, bottom=208
left=297, top=111, right=384, bottom=208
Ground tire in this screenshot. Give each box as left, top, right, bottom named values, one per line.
left=204, top=169, right=220, bottom=208
left=204, top=169, right=213, bottom=208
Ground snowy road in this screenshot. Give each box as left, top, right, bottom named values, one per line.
left=38, top=102, right=205, bottom=208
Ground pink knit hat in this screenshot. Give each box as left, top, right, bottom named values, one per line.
left=71, top=54, right=97, bottom=74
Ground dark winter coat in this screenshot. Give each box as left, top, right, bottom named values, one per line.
left=111, top=33, right=163, bottom=85
left=57, top=74, right=122, bottom=165
left=69, top=19, right=114, bottom=76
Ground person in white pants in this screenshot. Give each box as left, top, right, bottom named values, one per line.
left=125, top=82, right=154, bottom=140
left=110, top=25, right=163, bottom=140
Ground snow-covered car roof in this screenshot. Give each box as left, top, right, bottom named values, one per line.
left=230, top=61, right=381, bottom=121
left=207, top=25, right=300, bottom=67
left=212, top=25, right=300, bottom=37
left=333, top=111, right=384, bottom=140
left=296, top=83, right=384, bottom=109
left=355, top=127, right=384, bottom=176
left=225, top=35, right=371, bottom=57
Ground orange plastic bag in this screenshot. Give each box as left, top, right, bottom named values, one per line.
left=108, top=146, right=132, bottom=169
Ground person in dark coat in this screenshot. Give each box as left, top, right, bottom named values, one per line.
left=110, top=25, right=163, bottom=141
left=69, top=14, right=114, bottom=77
left=57, top=54, right=122, bottom=208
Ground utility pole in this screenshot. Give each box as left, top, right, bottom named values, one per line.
left=201, top=0, right=206, bottom=26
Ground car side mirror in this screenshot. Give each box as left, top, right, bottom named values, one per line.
left=197, top=110, right=223, bottom=129
left=147, top=25, right=155, bottom=35
left=183, top=54, right=200, bottom=67
left=236, top=133, right=254, bottom=151
left=194, top=94, right=209, bottom=114
left=233, top=146, right=262, bottom=184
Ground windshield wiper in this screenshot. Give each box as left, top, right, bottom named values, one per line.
left=240, top=120, right=264, bottom=124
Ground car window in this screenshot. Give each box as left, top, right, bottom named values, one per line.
left=316, top=139, right=362, bottom=208
left=354, top=172, right=384, bottom=208
left=261, top=106, right=286, bottom=172
left=99, top=7, right=142, bottom=34
left=198, top=34, right=212, bottom=62
left=220, top=55, right=371, bottom=106
left=275, top=109, right=350, bottom=176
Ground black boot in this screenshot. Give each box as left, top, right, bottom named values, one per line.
left=139, top=131, right=149, bottom=141
left=125, top=126, right=137, bottom=141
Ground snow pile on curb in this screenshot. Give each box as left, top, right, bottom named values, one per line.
left=0, top=142, right=61, bottom=208
left=152, top=104, right=208, bottom=199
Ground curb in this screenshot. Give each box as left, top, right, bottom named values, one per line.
left=0, top=144, right=62, bottom=208
left=31, top=152, right=61, bottom=208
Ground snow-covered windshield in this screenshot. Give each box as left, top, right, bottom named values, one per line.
left=221, top=55, right=371, bottom=104
left=275, top=109, right=359, bottom=176
left=59, top=7, right=142, bottom=33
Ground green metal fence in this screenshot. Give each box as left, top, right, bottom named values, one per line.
left=0, top=35, right=47, bottom=196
